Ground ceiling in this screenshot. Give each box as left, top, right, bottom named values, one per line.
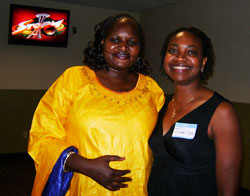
left=43, top=0, right=182, bottom=13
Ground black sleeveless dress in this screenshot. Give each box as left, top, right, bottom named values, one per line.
left=148, top=92, right=228, bottom=196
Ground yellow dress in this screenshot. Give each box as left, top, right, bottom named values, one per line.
left=28, top=65, right=165, bottom=196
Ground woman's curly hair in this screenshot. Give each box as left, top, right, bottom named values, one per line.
left=83, top=13, right=150, bottom=75
left=160, top=27, right=215, bottom=82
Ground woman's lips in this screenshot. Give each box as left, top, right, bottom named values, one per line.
left=172, top=66, right=189, bottom=70
left=169, top=64, right=191, bottom=72
left=115, top=52, right=130, bottom=60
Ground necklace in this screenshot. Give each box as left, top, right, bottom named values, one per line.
left=170, top=96, right=195, bottom=120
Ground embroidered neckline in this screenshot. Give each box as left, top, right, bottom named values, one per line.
left=93, top=71, right=141, bottom=95
left=81, top=66, right=151, bottom=105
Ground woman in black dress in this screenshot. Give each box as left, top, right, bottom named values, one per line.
left=148, top=27, right=242, bottom=196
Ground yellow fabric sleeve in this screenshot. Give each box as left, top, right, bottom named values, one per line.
left=28, top=67, right=81, bottom=195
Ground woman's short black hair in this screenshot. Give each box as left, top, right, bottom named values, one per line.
left=83, top=13, right=150, bottom=75
left=161, top=27, right=215, bottom=81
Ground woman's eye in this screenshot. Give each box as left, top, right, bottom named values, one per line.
left=188, top=50, right=198, bottom=56
left=127, top=40, right=137, bottom=46
left=110, top=38, right=120, bottom=44
left=168, top=48, right=177, bottom=54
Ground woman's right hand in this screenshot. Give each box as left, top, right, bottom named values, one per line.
left=65, top=154, right=132, bottom=191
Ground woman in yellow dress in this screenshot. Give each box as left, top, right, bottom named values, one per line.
left=28, top=14, right=165, bottom=196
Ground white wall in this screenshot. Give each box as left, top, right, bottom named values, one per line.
left=141, top=0, right=250, bottom=103
left=0, top=0, right=139, bottom=89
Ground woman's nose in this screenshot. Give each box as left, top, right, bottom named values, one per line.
left=176, top=53, right=186, bottom=60
left=118, top=42, right=128, bottom=50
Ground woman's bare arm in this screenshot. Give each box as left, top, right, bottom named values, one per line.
left=210, top=102, right=242, bottom=196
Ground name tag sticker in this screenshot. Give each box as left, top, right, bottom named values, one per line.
left=172, top=122, right=198, bottom=140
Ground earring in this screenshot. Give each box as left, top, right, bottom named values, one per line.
left=137, top=57, right=141, bottom=63
left=200, top=67, right=204, bottom=73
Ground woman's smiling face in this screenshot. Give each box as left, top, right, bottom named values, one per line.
left=102, top=18, right=141, bottom=72
left=164, top=31, right=207, bottom=84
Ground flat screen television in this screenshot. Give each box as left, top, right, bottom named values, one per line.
left=8, top=4, right=70, bottom=47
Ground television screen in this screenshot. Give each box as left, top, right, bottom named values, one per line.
left=8, top=4, right=70, bottom=47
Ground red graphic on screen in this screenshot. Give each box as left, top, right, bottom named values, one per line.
left=11, top=7, right=68, bottom=42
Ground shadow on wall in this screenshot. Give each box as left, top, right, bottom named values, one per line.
left=232, top=102, right=250, bottom=190
left=0, top=89, right=46, bottom=154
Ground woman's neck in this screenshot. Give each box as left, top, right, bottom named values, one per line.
left=173, top=82, right=203, bottom=103
left=95, top=69, right=138, bottom=92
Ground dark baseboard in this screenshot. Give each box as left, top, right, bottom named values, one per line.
left=239, top=187, right=250, bottom=196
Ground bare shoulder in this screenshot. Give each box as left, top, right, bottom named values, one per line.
left=214, top=101, right=238, bottom=121
left=211, top=100, right=241, bottom=137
